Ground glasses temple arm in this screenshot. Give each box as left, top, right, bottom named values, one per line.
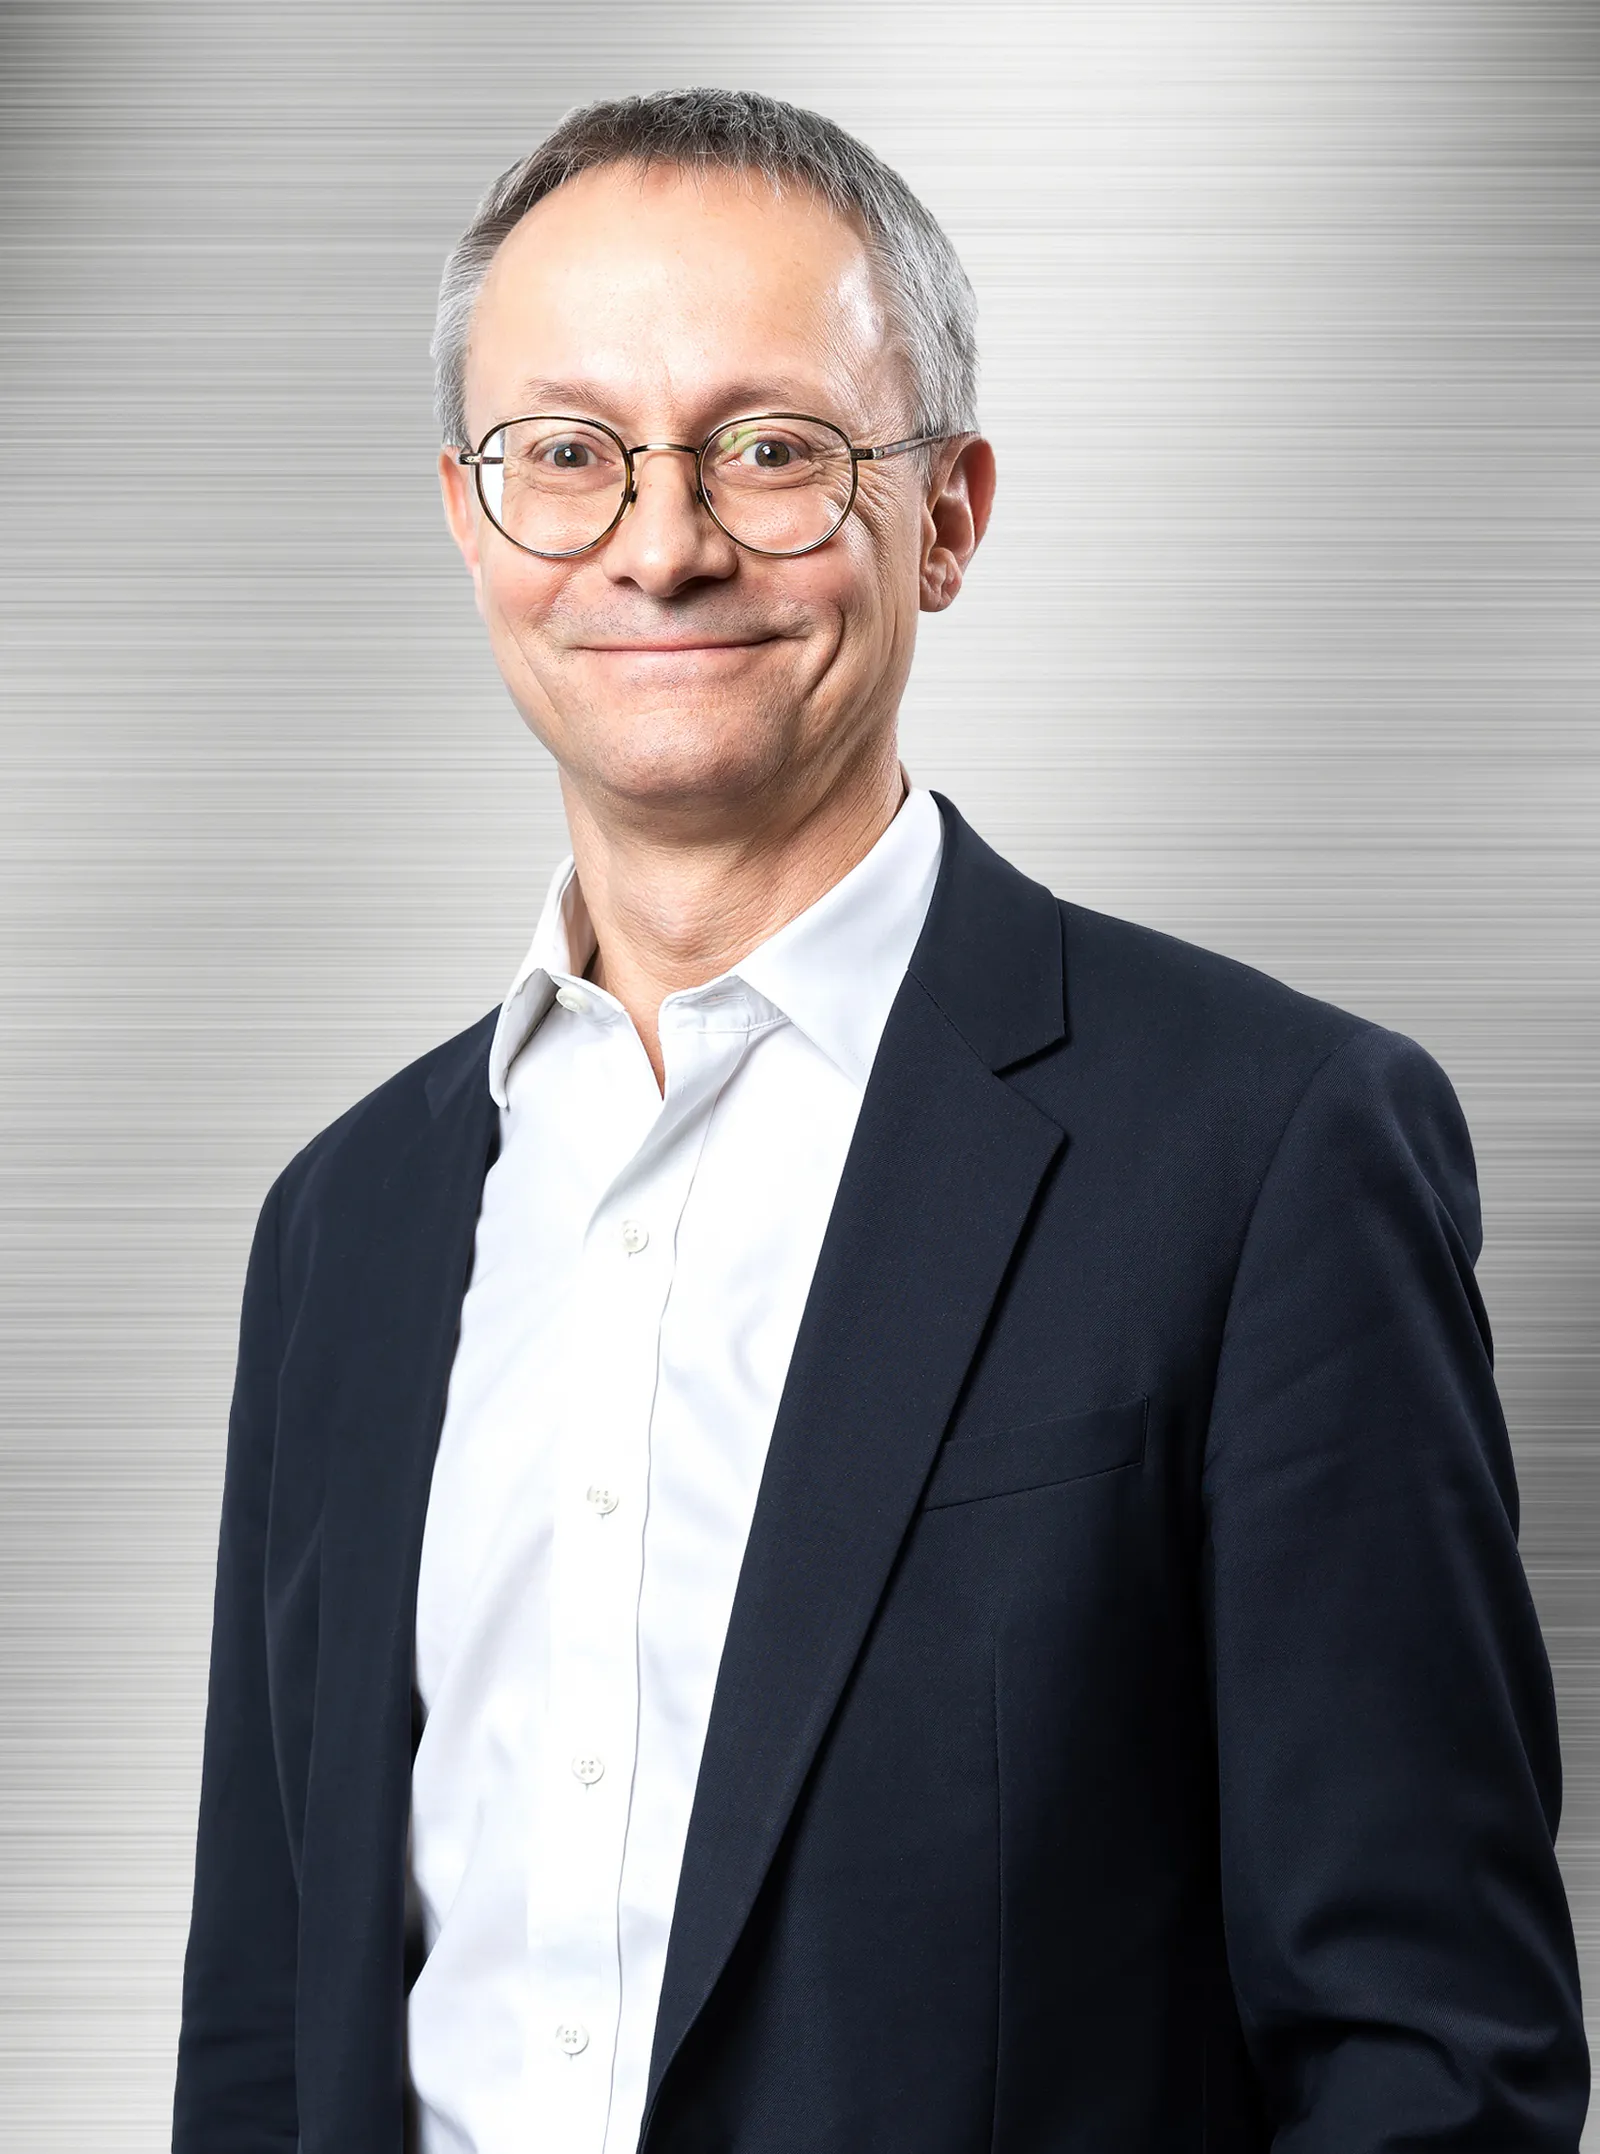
left=857, top=431, right=956, bottom=463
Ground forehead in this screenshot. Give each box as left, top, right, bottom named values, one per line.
left=464, top=161, right=895, bottom=431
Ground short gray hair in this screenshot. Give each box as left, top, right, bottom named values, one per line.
left=431, top=87, right=978, bottom=450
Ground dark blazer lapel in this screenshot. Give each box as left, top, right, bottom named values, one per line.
left=295, top=1018, right=499, bottom=2140
left=646, top=799, right=1069, bottom=2121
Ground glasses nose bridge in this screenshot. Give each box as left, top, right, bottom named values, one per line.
left=623, top=439, right=707, bottom=509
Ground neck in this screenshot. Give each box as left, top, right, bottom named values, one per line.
left=561, top=744, right=907, bottom=1090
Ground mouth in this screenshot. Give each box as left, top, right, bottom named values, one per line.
left=580, top=637, right=775, bottom=654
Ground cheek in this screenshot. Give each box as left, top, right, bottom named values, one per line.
left=480, top=551, right=569, bottom=645
left=783, top=530, right=903, bottom=653
left=844, top=491, right=924, bottom=614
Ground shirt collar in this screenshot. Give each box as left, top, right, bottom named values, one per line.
left=732, top=785, right=942, bottom=1087
left=488, top=785, right=943, bottom=1109
left=487, top=861, right=597, bottom=1110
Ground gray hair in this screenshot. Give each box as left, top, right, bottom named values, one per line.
left=430, top=87, right=978, bottom=451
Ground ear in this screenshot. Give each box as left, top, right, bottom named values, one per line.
left=919, top=435, right=996, bottom=613
left=438, top=446, right=488, bottom=619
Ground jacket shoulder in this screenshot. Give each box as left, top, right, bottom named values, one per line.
left=1057, top=896, right=1373, bottom=1072
left=267, top=1003, right=499, bottom=1226
left=1043, top=896, right=1456, bottom=1149
left=1034, top=896, right=1479, bottom=1259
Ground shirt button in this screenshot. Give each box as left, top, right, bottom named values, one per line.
left=571, top=1753, right=605, bottom=1785
left=586, top=1486, right=619, bottom=1515
left=554, top=2021, right=589, bottom=2056
left=619, top=1219, right=649, bottom=1254
left=555, top=985, right=589, bottom=1015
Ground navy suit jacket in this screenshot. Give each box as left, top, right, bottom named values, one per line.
left=174, top=794, right=1587, bottom=2153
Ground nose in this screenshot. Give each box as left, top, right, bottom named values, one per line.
left=600, top=443, right=739, bottom=597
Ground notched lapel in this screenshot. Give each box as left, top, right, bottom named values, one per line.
left=646, top=972, right=1065, bottom=2118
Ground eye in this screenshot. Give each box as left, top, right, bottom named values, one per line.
left=496, top=421, right=624, bottom=480
left=542, top=437, right=596, bottom=470
left=712, top=425, right=817, bottom=477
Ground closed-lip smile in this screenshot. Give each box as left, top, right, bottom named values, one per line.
left=582, top=637, right=771, bottom=652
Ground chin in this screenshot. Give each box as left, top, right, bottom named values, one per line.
left=598, top=747, right=790, bottom=823
left=565, top=699, right=802, bottom=819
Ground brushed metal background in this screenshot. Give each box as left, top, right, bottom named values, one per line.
left=2, top=2, right=1595, bottom=2143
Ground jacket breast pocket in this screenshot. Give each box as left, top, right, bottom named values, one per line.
left=922, top=1396, right=1148, bottom=1510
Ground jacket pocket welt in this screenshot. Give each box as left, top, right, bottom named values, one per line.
left=922, top=1396, right=1148, bottom=1510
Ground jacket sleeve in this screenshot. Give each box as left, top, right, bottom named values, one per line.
left=1203, top=1023, right=1589, bottom=2150
left=173, top=1171, right=301, bottom=2154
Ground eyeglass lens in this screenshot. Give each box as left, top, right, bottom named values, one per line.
left=475, top=415, right=857, bottom=557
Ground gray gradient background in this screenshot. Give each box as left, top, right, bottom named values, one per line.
left=3, top=1, right=1597, bottom=2144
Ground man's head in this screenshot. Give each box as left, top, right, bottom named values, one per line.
left=434, top=90, right=994, bottom=842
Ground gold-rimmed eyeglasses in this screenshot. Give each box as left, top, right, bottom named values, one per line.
left=456, top=410, right=954, bottom=560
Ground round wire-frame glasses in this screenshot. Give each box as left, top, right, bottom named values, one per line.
left=456, top=410, right=955, bottom=560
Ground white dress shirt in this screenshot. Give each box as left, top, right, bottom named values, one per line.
left=407, top=786, right=943, bottom=2154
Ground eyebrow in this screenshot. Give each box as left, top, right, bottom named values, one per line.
left=499, top=376, right=865, bottom=433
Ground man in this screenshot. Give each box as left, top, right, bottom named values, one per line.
left=173, top=87, right=1588, bottom=2154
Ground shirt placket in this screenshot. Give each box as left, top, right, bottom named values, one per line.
left=520, top=994, right=753, bottom=2151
